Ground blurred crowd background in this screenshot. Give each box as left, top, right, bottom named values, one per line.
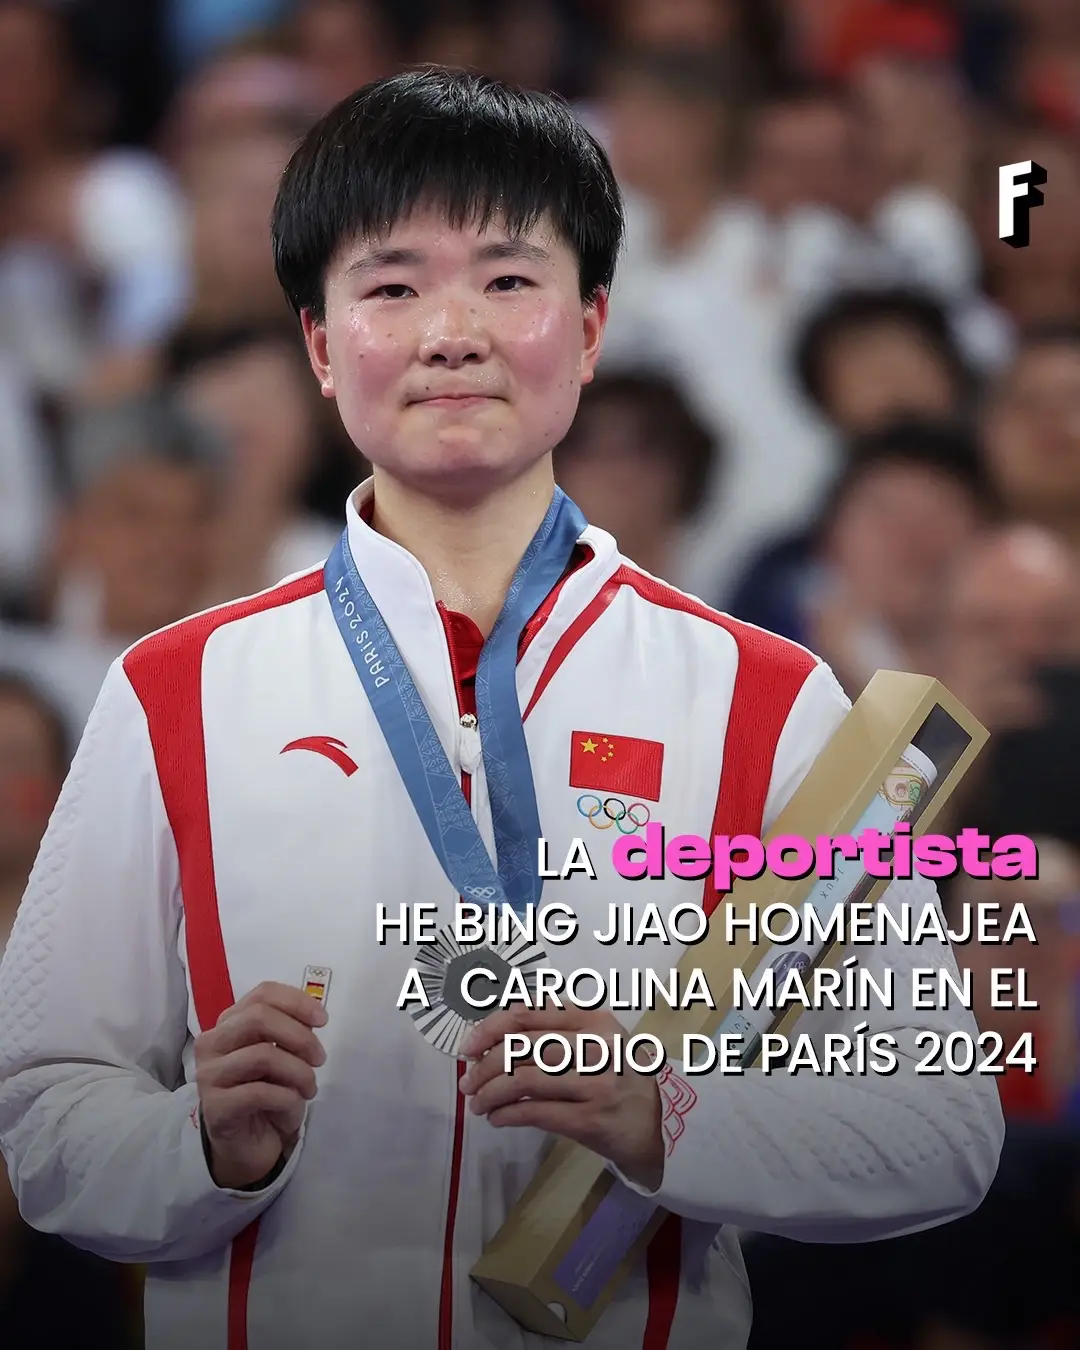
left=2, top=0, right=1080, bottom=1346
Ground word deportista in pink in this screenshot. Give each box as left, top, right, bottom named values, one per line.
left=610, top=823, right=1037, bottom=891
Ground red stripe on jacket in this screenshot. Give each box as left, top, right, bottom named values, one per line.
left=124, top=570, right=326, bottom=1350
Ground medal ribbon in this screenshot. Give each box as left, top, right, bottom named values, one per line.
left=324, top=487, right=586, bottom=917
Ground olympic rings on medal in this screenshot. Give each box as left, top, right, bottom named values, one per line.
left=576, top=794, right=651, bottom=833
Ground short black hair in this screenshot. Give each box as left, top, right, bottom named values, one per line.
left=817, top=417, right=998, bottom=539
left=0, top=670, right=71, bottom=776
left=554, top=372, right=719, bottom=520
left=271, top=65, right=625, bottom=323
left=794, top=288, right=972, bottom=415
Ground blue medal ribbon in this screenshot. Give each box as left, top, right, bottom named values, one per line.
left=324, top=487, right=587, bottom=918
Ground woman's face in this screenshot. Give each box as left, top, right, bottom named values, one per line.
left=820, top=323, right=959, bottom=436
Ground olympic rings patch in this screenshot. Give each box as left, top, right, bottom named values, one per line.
left=576, top=794, right=651, bottom=833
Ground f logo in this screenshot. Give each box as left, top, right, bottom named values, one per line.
left=999, top=160, right=1047, bottom=249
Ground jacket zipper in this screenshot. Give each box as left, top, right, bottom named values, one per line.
left=439, top=615, right=474, bottom=1350
left=439, top=767, right=470, bottom=1350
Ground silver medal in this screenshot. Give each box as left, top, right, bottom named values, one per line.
left=409, top=923, right=547, bottom=1057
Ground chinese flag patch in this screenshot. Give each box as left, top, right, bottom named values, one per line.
left=569, top=731, right=664, bottom=802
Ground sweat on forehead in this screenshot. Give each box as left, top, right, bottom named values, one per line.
left=271, top=66, right=624, bottom=322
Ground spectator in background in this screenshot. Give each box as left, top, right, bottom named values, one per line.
left=600, top=46, right=741, bottom=266
left=806, top=419, right=994, bottom=695
left=0, top=0, right=189, bottom=401
left=731, top=419, right=994, bottom=695
left=0, top=394, right=220, bottom=734
left=716, top=82, right=893, bottom=323
left=596, top=47, right=838, bottom=603
left=165, top=325, right=337, bottom=604
left=553, top=372, right=718, bottom=581
left=792, top=288, right=973, bottom=439
left=737, top=84, right=942, bottom=314
left=741, top=72, right=1012, bottom=373
left=728, top=290, right=975, bottom=627
left=982, top=322, right=1080, bottom=559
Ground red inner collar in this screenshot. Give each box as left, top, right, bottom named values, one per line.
left=355, top=493, right=590, bottom=714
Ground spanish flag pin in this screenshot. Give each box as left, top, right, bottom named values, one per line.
left=303, top=965, right=331, bottom=1006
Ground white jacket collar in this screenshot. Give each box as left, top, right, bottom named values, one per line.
left=341, top=478, right=622, bottom=733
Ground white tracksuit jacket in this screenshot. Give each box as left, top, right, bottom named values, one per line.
left=0, top=481, right=1004, bottom=1350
